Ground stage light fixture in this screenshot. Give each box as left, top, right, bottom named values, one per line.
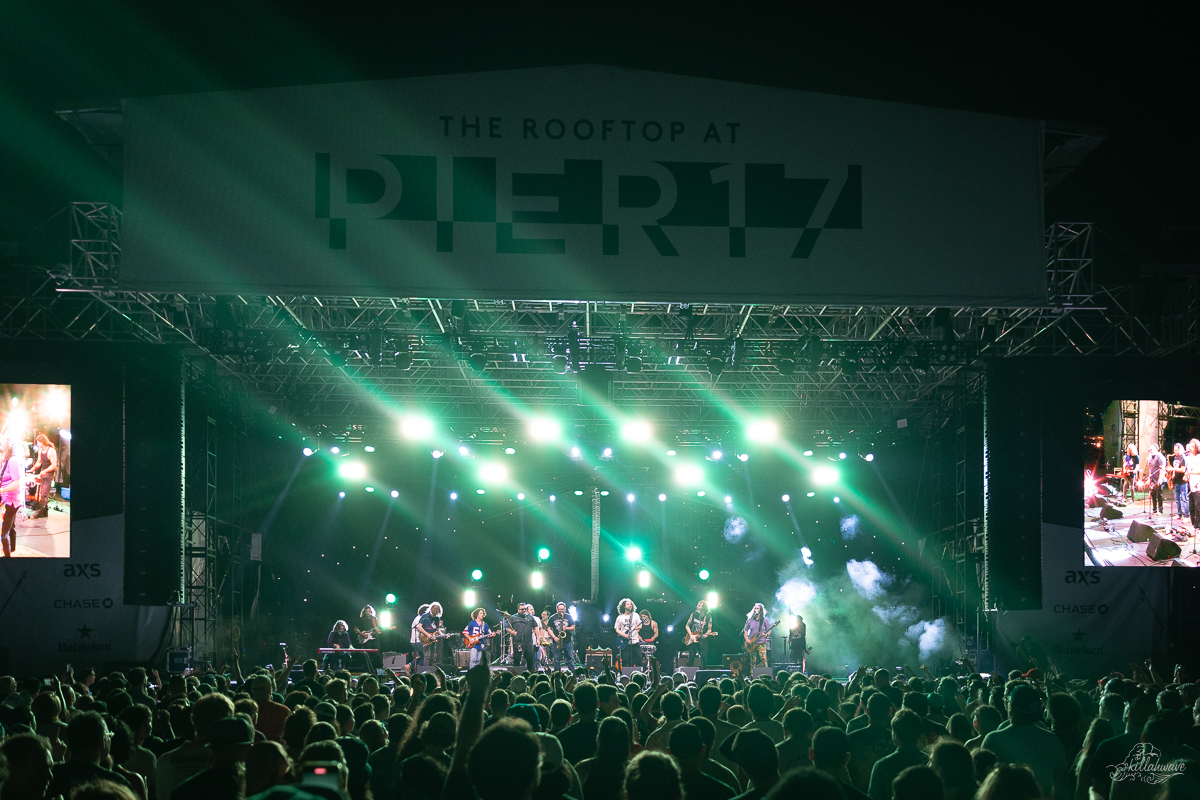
left=658, top=493, right=667, bottom=501
left=531, top=571, right=545, bottom=589
left=697, top=490, right=706, bottom=497
left=601, top=447, right=614, bottom=458
left=528, top=417, right=563, bottom=441
left=737, top=453, right=749, bottom=462
left=385, top=593, right=397, bottom=604
left=431, top=450, right=444, bottom=459
left=724, top=495, right=732, bottom=503
left=475, top=488, right=485, bottom=495
left=627, top=493, right=636, bottom=502
left=505, top=447, right=516, bottom=455
left=378, top=610, right=392, bottom=628
left=602, top=614, right=610, bottom=623
left=600, top=490, right=609, bottom=496
left=667, top=624, right=674, bottom=633
left=549, top=495, right=556, bottom=502
left=864, top=453, right=875, bottom=462
left=833, top=496, right=841, bottom=503
left=551, top=355, right=570, bottom=374
left=390, top=490, right=399, bottom=498
left=365, top=486, right=375, bottom=493
left=746, top=420, right=779, bottom=442
left=621, top=420, right=653, bottom=443
left=813, top=466, right=839, bottom=485
left=471, top=569, right=483, bottom=581
left=463, top=589, right=476, bottom=607
left=666, top=450, right=677, bottom=456
left=638, top=570, right=651, bottom=588
left=706, top=591, right=719, bottom=608
left=625, top=356, right=642, bottom=373
left=479, top=463, right=508, bottom=483
left=517, top=492, right=525, bottom=500
left=807, top=491, right=816, bottom=497
left=339, top=462, right=367, bottom=480
left=803, top=450, right=814, bottom=457
left=338, top=491, right=346, bottom=498
left=450, top=492, right=458, bottom=500
left=574, top=490, right=583, bottom=496
left=538, top=547, right=551, bottom=561
left=59, top=429, right=71, bottom=442
left=364, top=445, right=375, bottom=453
left=329, top=446, right=341, bottom=455
left=782, top=494, right=790, bottom=502
left=626, top=546, right=643, bottom=562
left=400, top=415, right=434, bottom=440
left=839, top=452, right=847, bottom=460
left=570, top=446, right=582, bottom=459
left=302, top=447, right=314, bottom=457
left=698, top=569, right=710, bottom=581
left=568, top=605, right=578, bottom=621
left=710, top=449, right=723, bottom=460
left=458, top=445, right=471, bottom=456
left=674, top=465, right=703, bottom=486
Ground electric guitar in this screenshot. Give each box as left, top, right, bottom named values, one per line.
left=682, top=629, right=719, bottom=646
left=462, top=629, right=499, bottom=649
left=417, top=626, right=455, bottom=646
left=743, top=619, right=781, bottom=653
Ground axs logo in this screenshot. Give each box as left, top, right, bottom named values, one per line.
left=1065, top=570, right=1100, bottom=585
left=62, top=563, right=103, bottom=579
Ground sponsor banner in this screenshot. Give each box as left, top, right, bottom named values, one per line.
left=994, top=523, right=1168, bottom=675
left=0, top=514, right=171, bottom=675
left=122, top=65, right=1045, bottom=305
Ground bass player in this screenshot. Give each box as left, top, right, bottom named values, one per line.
left=682, top=600, right=716, bottom=668
left=742, top=603, right=777, bottom=668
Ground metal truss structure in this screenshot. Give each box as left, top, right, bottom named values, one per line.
left=5, top=210, right=1194, bottom=449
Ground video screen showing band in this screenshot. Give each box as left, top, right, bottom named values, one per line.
left=1084, top=399, right=1199, bottom=566
left=0, top=384, right=71, bottom=558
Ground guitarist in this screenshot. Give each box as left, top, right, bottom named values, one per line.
left=355, top=605, right=382, bottom=645
left=416, top=602, right=444, bottom=667
left=742, top=603, right=773, bottom=668
left=683, top=600, right=714, bottom=668
left=463, top=608, right=494, bottom=668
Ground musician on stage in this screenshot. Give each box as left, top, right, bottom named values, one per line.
left=29, top=434, right=57, bottom=518
left=614, top=598, right=640, bottom=669
left=326, top=620, right=352, bottom=672
left=548, top=601, right=576, bottom=671
left=355, top=605, right=382, bottom=645
left=537, top=610, right=556, bottom=670
left=637, top=609, right=659, bottom=669
left=742, top=603, right=772, bottom=668
left=416, top=602, right=444, bottom=667
left=683, top=600, right=713, bottom=668
left=1170, top=443, right=1189, bottom=520
left=505, top=603, right=538, bottom=671
left=790, top=615, right=808, bottom=672
left=410, top=603, right=430, bottom=666
left=464, top=608, right=493, bottom=669
left=1186, top=439, right=1200, bottom=530
left=1147, top=444, right=1167, bottom=515
left=1123, top=444, right=1140, bottom=499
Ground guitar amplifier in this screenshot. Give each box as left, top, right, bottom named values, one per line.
left=455, top=649, right=472, bottom=669
left=585, top=649, right=612, bottom=670
left=381, top=653, right=407, bottom=670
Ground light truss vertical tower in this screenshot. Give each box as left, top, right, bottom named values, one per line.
left=177, top=386, right=217, bottom=665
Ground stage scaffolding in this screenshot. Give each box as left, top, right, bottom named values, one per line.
left=3, top=209, right=1198, bottom=665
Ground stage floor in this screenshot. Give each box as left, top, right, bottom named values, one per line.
left=8, top=501, right=70, bottom=558
left=1084, top=496, right=1195, bottom=566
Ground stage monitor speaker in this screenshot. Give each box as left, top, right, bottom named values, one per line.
left=751, top=667, right=773, bottom=678
left=695, top=669, right=732, bottom=684
left=1127, top=520, right=1156, bottom=542
left=1146, top=532, right=1182, bottom=561
left=381, top=654, right=407, bottom=670
left=1100, top=505, right=1125, bottom=520
left=673, top=667, right=697, bottom=681
left=455, top=649, right=471, bottom=669
left=1088, top=495, right=1109, bottom=508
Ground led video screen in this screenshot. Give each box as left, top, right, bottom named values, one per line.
left=1083, top=399, right=1199, bottom=566
left=1, top=384, right=71, bottom=557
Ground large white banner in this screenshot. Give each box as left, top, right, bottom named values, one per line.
left=121, top=65, right=1046, bottom=305
left=994, top=523, right=1168, bottom=676
left=0, top=514, right=172, bottom=677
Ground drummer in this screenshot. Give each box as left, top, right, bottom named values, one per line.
left=637, top=609, right=659, bottom=668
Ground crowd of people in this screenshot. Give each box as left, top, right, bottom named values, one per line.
left=2, top=654, right=1199, bottom=800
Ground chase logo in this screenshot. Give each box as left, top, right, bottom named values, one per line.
left=315, top=155, right=862, bottom=259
